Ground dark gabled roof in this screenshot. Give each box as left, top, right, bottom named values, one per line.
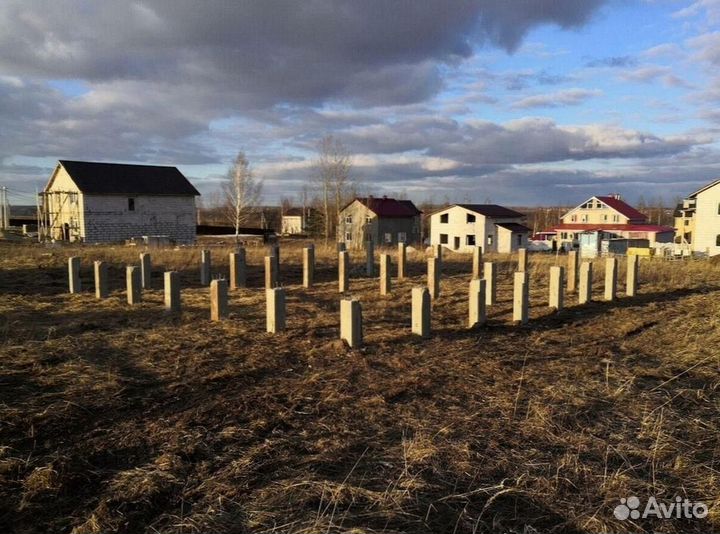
left=347, top=197, right=422, bottom=218
left=595, top=196, right=646, bottom=221
left=455, top=204, right=525, bottom=218
left=495, top=222, right=531, bottom=233
left=56, top=160, right=200, bottom=196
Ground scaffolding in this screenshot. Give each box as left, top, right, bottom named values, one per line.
left=38, top=190, right=81, bottom=242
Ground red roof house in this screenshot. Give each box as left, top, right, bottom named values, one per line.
left=339, top=196, right=422, bottom=247
left=542, top=194, right=674, bottom=246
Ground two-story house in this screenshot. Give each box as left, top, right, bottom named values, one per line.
left=674, top=178, right=720, bottom=255
left=545, top=194, right=674, bottom=249
left=338, top=196, right=422, bottom=248
left=41, top=160, right=200, bottom=244
left=429, top=204, right=530, bottom=253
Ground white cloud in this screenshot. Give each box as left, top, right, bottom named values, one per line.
left=688, top=32, right=720, bottom=66
left=673, top=0, right=720, bottom=24
left=511, top=88, right=602, bottom=109
left=619, top=65, right=670, bottom=82
left=641, top=43, right=684, bottom=59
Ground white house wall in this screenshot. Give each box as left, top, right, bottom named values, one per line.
left=497, top=227, right=512, bottom=253
left=693, top=185, right=720, bottom=255
left=561, top=197, right=631, bottom=224
left=430, top=206, right=526, bottom=253
left=281, top=215, right=303, bottom=234
left=431, top=206, right=487, bottom=252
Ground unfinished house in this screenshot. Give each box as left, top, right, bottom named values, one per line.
left=429, top=204, right=530, bottom=253
left=674, top=178, right=720, bottom=256
left=338, top=196, right=422, bottom=248
left=41, top=160, right=200, bottom=244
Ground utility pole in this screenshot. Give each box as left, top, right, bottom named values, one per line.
left=0, top=187, right=8, bottom=230
left=35, top=188, right=42, bottom=242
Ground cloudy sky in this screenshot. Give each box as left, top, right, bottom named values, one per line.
left=2, top=0, right=720, bottom=207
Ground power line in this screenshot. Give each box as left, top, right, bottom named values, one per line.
left=5, top=186, right=39, bottom=195
left=8, top=193, right=37, bottom=201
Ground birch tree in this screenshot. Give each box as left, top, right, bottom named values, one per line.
left=222, top=152, right=263, bottom=240
left=315, top=135, right=352, bottom=243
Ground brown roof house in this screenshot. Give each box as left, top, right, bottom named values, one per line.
left=338, top=196, right=422, bottom=248
left=42, top=160, right=200, bottom=244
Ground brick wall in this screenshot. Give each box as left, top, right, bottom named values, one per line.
left=82, top=194, right=197, bottom=244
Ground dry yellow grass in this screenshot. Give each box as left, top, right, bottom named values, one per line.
left=1, top=240, right=719, bottom=533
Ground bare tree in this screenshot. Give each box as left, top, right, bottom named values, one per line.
left=315, top=135, right=352, bottom=243
left=280, top=196, right=293, bottom=215
left=222, top=152, right=263, bottom=240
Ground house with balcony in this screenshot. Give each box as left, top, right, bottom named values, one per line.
left=674, top=200, right=696, bottom=246
left=429, top=204, right=530, bottom=253
left=674, top=178, right=720, bottom=256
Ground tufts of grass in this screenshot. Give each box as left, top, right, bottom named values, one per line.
left=1, top=241, right=719, bottom=533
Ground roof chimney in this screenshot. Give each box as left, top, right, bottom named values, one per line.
left=609, top=193, right=622, bottom=200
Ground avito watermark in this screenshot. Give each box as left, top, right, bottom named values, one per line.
left=614, top=496, right=708, bottom=521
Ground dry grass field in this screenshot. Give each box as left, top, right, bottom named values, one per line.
left=1, top=240, right=719, bottom=534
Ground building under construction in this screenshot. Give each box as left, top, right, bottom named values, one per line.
left=40, top=160, right=200, bottom=244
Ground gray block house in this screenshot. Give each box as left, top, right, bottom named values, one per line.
left=42, top=160, right=200, bottom=244
left=338, top=196, right=422, bottom=248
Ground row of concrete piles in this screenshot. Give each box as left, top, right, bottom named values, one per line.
left=508, top=249, right=640, bottom=325
left=67, top=244, right=641, bottom=348
left=332, top=245, right=641, bottom=343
